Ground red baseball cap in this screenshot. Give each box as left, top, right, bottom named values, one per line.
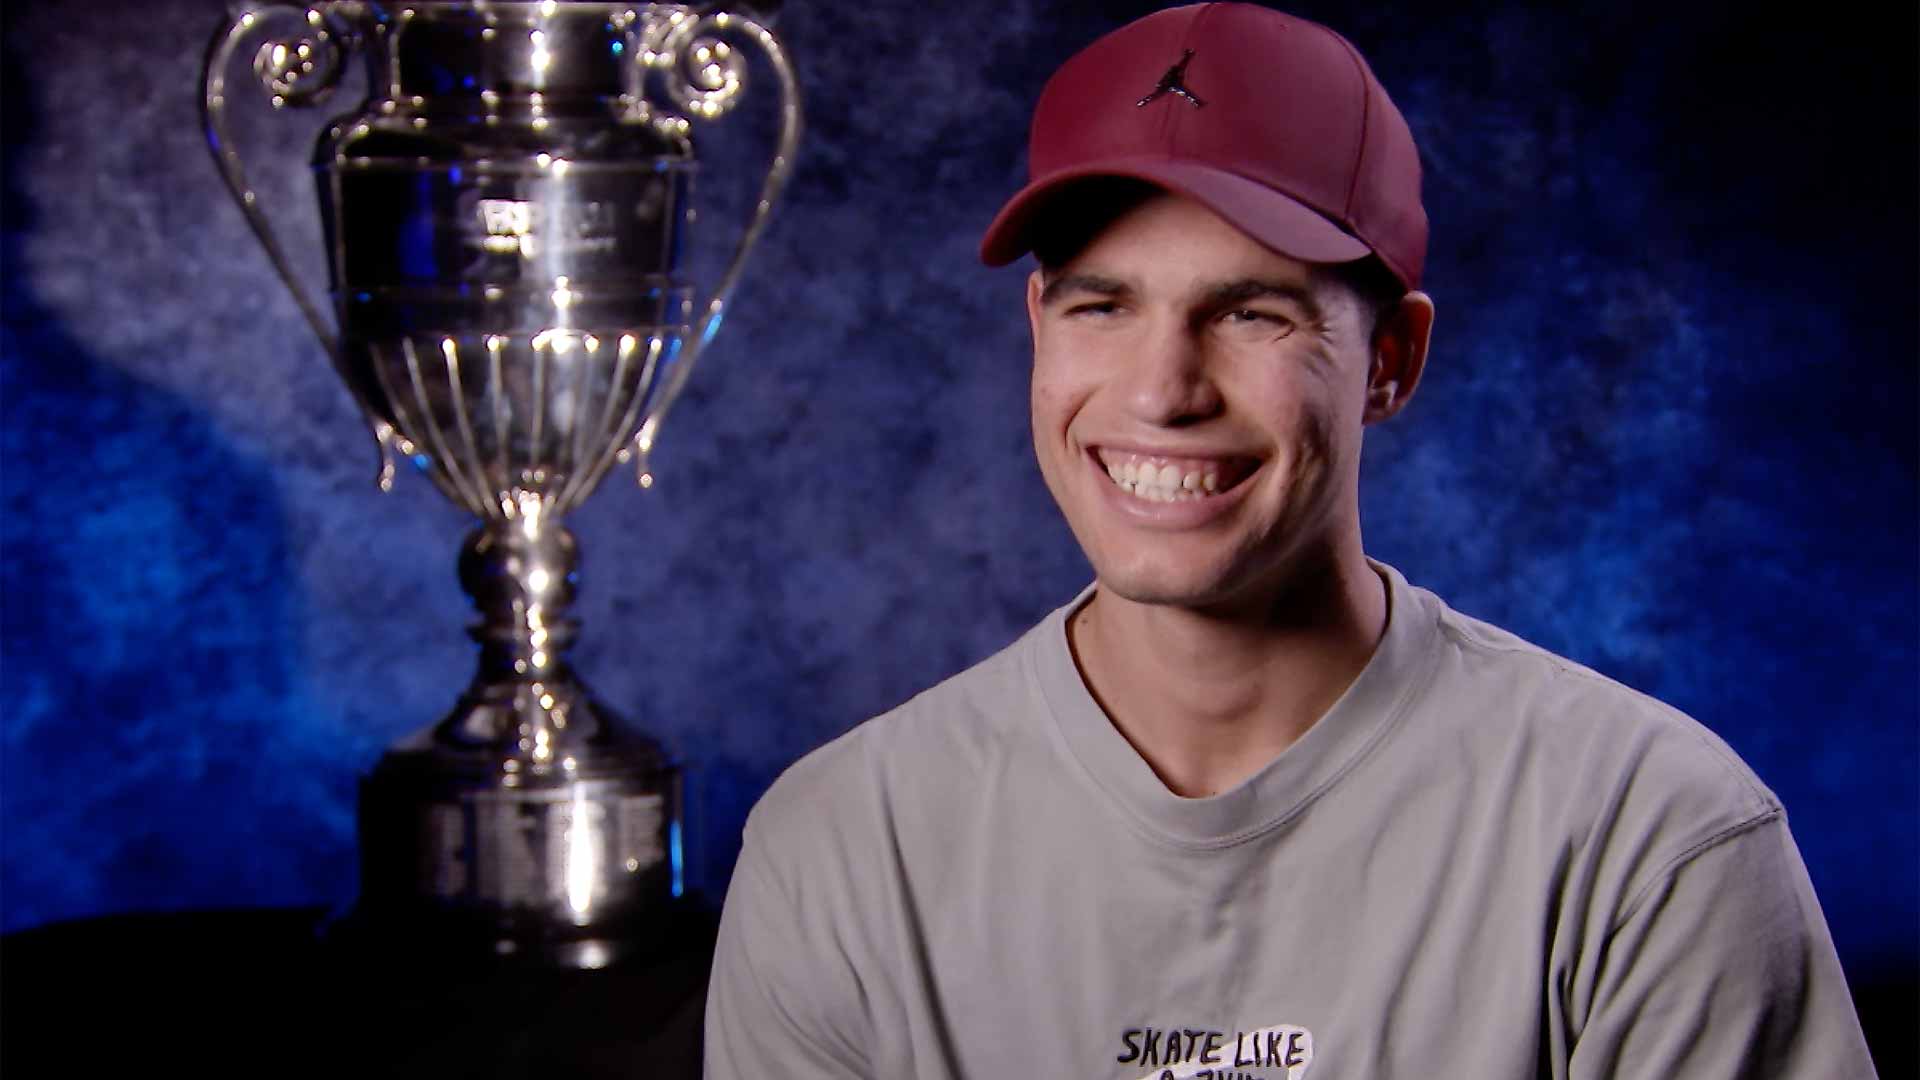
left=979, top=2, right=1427, bottom=289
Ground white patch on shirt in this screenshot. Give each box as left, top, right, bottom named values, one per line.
left=1125, top=1024, right=1314, bottom=1079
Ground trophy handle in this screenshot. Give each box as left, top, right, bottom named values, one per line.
left=202, top=2, right=400, bottom=491
left=625, top=9, right=804, bottom=489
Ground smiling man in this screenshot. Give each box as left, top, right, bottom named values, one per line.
left=704, top=5, right=1875, bottom=1078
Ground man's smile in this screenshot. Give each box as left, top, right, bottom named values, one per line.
left=1091, top=447, right=1259, bottom=503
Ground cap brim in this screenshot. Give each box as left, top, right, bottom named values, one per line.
left=979, top=157, right=1372, bottom=269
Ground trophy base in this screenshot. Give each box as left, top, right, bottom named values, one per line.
left=327, top=893, right=699, bottom=971
left=354, top=724, right=682, bottom=970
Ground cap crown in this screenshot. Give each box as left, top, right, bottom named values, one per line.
left=989, top=3, right=1427, bottom=288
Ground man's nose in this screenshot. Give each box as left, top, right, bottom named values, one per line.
left=1122, top=324, right=1223, bottom=426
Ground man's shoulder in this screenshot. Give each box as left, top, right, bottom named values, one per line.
left=1408, top=582, right=1782, bottom=853
left=744, top=610, right=1056, bottom=849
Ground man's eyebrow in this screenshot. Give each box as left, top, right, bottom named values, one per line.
left=1039, top=273, right=1130, bottom=306
left=1201, top=279, right=1325, bottom=323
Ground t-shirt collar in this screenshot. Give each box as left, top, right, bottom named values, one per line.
left=1030, top=561, right=1441, bottom=848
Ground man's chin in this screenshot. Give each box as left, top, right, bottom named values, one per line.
left=1092, top=565, right=1241, bottom=611
left=1091, top=545, right=1344, bottom=619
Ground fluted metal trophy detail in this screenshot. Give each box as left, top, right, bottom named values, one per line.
left=203, top=1, right=799, bottom=965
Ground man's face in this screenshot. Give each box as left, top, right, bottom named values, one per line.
left=1026, top=192, right=1391, bottom=613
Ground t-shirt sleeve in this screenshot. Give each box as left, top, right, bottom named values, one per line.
left=704, top=821, right=875, bottom=1079
left=1568, top=815, right=1877, bottom=1079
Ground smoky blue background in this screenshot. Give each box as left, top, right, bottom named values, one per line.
left=3, top=0, right=1914, bottom=1036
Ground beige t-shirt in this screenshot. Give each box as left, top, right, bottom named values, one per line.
left=706, top=564, right=1875, bottom=1079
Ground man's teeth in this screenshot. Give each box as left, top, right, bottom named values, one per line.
left=1105, top=460, right=1222, bottom=502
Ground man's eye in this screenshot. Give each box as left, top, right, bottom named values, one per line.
left=1065, top=301, right=1120, bottom=317
left=1223, top=308, right=1286, bottom=326
left=1218, top=309, right=1296, bottom=336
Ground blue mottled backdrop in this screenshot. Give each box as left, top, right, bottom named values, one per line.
left=3, top=0, right=1914, bottom=1048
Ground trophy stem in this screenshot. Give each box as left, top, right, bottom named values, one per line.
left=354, top=501, right=680, bottom=965
left=443, top=506, right=603, bottom=756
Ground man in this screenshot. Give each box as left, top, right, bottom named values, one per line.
left=705, top=4, right=1877, bottom=1077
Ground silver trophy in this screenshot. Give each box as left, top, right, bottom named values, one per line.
left=202, top=1, right=799, bottom=964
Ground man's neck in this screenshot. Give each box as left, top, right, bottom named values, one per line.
left=1067, top=554, right=1389, bottom=799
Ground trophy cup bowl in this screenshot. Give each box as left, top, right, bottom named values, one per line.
left=202, top=1, right=799, bottom=965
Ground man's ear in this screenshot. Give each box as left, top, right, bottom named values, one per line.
left=1026, top=269, right=1047, bottom=348
left=1364, top=290, right=1434, bottom=424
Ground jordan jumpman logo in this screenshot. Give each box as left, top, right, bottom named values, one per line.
left=1136, top=49, right=1206, bottom=108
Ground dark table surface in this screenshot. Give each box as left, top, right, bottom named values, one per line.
left=1, top=901, right=718, bottom=1078
left=5, top=903, right=1914, bottom=1077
